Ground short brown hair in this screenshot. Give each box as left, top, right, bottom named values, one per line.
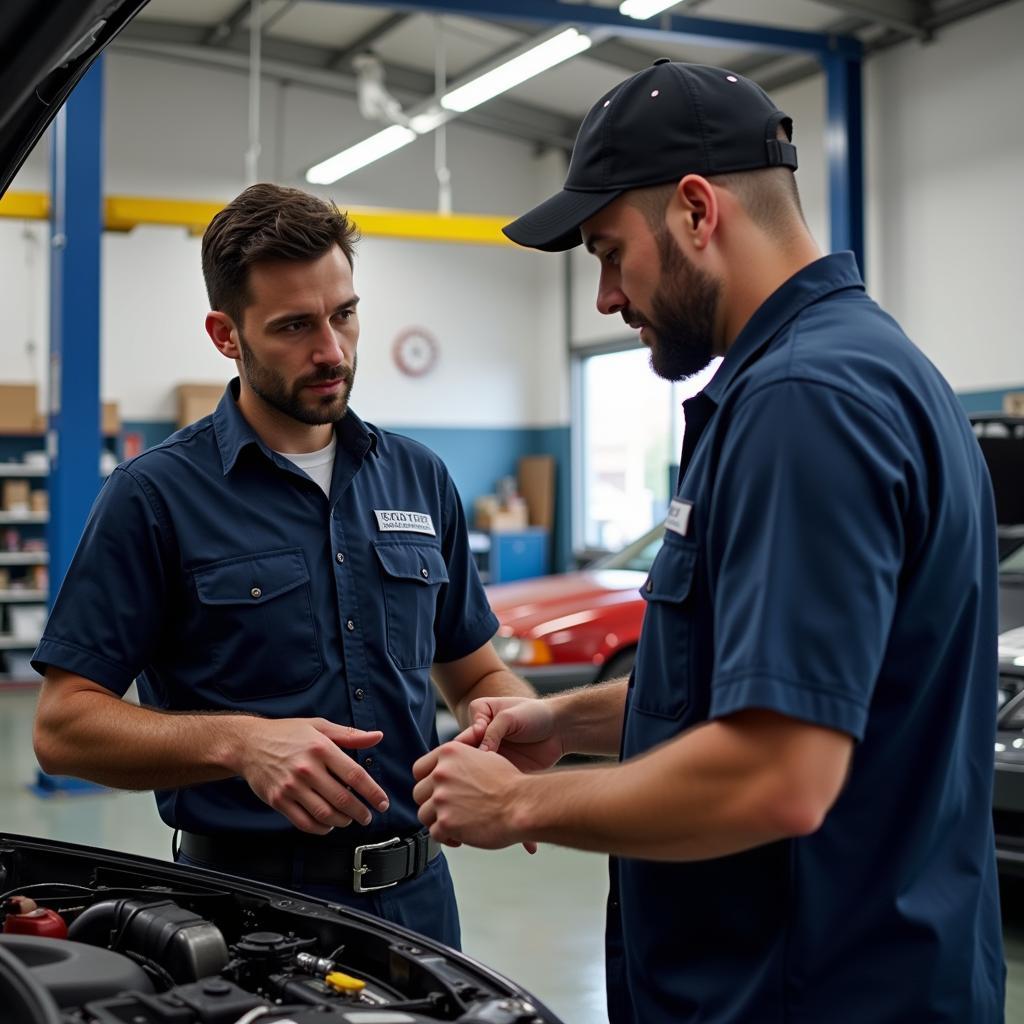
left=201, top=183, right=360, bottom=324
left=627, top=127, right=805, bottom=241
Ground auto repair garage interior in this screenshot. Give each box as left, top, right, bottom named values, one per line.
left=0, top=0, right=1023, bottom=1020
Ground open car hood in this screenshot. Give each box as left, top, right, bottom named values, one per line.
left=0, top=0, right=149, bottom=196
left=0, top=832, right=561, bottom=1024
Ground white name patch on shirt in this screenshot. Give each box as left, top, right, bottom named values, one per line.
left=665, top=499, right=693, bottom=538
left=374, top=510, right=436, bottom=536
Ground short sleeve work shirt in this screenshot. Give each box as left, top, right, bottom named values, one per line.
left=607, top=254, right=1004, bottom=1023
left=34, top=382, right=498, bottom=835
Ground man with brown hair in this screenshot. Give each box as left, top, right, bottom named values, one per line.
left=413, top=62, right=1004, bottom=1019
left=31, top=182, right=532, bottom=947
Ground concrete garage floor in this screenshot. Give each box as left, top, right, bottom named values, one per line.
left=1, top=686, right=1019, bottom=1022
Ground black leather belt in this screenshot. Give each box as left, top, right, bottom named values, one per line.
left=177, top=828, right=441, bottom=893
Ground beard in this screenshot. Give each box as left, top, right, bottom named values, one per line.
left=237, top=331, right=355, bottom=425
left=626, top=228, right=721, bottom=382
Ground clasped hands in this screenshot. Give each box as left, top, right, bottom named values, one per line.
left=413, top=696, right=562, bottom=851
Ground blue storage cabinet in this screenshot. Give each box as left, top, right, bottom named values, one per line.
left=489, top=528, right=549, bottom=583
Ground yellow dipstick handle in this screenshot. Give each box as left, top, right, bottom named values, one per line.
left=325, top=971, right=367, bottom=994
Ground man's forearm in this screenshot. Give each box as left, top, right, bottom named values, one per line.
left=451, top=669, right=535, bottom=727
left=549, top=678, right=629, bottom=757
left=505, top=712, right=844, bottom=860
left=34, top=687, right=253, bottom=789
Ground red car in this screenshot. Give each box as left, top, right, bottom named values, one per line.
left=486, top=525, right=665, bottom=692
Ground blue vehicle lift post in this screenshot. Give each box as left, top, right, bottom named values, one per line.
left=34, top=56, right=106, bottom=798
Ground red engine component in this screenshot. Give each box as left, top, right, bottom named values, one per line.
left=2, top=896, right=68, bottom=939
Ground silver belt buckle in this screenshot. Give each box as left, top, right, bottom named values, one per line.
left=353, top=836, right=402, bottom=893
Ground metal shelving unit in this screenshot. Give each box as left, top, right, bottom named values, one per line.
left=0, top=512, right=48, bottom=524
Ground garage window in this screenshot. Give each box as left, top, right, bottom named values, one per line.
left=577, top=346, right=720, bottom=554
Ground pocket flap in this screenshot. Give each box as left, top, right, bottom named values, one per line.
left=194, top=549, right=310, bottom=605
left=640, top=540, right=697, bottom=603
left=373, top=542, right=450, bottom=585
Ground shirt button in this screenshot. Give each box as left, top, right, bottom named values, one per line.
left=346, top=619, right=356, bottom=631
left=251, top=587, right=262, bottom=599
left=645, top=579, right=653, bottom=593
left=336, top=552, right=345, bottom=564
left=354, top=688, right=365, bottom=701
left=363, top=757, right=374, bottom=768
left=420, top=568, right=429, bottom=579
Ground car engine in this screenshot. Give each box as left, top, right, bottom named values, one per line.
left=0, top=834, right=558, bottom=1024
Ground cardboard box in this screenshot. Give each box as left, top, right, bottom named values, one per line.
left=489, top=506, right=530, bottom=532
left=474, top=494, right=530, bottom=532
left=102, top=401, right=120, bottom=435
left=29, top=489, right=48, bottom=514
left=518, top=455, right=555, bottom=530
left=1004, top=393, right=1024, bottom=417
left=474, top=495, right=501, bottom=531
left=177, top=383, right=226, bottom=428
left=2, top=480, right=31, bottom=512
left=0, top=383, right=38, bottom=432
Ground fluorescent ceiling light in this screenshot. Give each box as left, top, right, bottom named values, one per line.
left=306, top=125, right=416, bottom=185
left=409, top=107, right=447, bottom=135
left=619, top=0, right=679, bottom=18
left=441, top=28, right=592, bottom=114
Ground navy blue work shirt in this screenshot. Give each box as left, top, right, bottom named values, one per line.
left=607, top=253, right=1005, bottom=1023
left=33, top=381, right=497, bottom=844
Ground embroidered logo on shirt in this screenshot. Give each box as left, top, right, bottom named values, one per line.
left=665, top=499, right=693, bottom=538
left=374, top=510, right=436, bottom=536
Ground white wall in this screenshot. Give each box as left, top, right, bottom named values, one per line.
left=864, top=0, right=1024, bottom=392
left=2, top=51, right=565, bottom=427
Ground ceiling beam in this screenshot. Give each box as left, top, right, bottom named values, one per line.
left=202, top=0, right=253, bottom=47
left=320, top=0, right=862, bottom=58
left=114, top=22, right=579, bottom=150
left=754, top=0, right=1013, bottom=94
left=327, top=12, right=410, bottom=70
left=808, top=0, right=931, bottom=39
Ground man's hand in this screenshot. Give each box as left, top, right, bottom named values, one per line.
left=233, top=717, right=389, bottom=835
left=413, top=742, right=527, bottom=849
left=456, top=696, right=564, bottom=772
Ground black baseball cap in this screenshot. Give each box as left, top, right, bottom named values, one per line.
left=503, top=60, right=797, bottom=252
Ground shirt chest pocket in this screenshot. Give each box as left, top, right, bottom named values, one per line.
left=373, top=542, right=449, bottom=670
left=192, top=548, right=322, bottom=701
left=632, top=538, right=698, bottom=720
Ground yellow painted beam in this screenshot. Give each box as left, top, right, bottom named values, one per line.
left=105, top=195, right=221, bottom=235
left=0, top=191, right=49, bottom=220
left=350, top=207, right=512, bottom=246
left=0, top=190, right=514, bottom=247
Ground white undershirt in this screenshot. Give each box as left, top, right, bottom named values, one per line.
left=276, top=434, right=336, bottom=497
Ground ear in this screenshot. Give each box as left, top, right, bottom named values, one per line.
left=206, top=311, right=241, bottom=360
left=671, top=174, right=719, bottom=251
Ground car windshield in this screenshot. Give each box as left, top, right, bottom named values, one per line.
left=591, top=525, right=666, bottom=573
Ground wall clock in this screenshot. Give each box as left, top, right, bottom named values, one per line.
left=392, top=326, right=440, bottom=377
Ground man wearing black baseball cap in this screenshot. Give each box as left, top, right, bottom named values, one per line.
left=415, top=61, right=1004, bottom=1023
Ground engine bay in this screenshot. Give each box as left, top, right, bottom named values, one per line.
left=0, top=834, right=559, bottom=1024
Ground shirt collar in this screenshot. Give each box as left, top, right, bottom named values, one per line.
left=214, top=377, right=379, bottom=476
left=702, top=251, right=865, bottom=406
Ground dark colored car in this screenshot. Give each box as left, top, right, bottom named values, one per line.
left=993, top=543, right=1024, bottom=874
left=0, top=5, right=563, bottom=1022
